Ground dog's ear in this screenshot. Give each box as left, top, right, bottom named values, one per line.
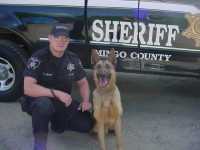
left=91, top=49, right=100, bottom=65
left=108, top=48, right=117, bottom=65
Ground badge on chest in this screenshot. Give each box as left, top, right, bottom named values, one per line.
left=67, top=63, right=75, bottom=72
left=66, top=62, right=75, bottom=77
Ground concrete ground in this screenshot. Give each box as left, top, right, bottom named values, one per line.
left=0, top=71, right=200, bottom=150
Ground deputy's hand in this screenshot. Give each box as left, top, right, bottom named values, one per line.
left=78, top=100, right=91, bottom=112
left=53, top=90, right=72, bottom=107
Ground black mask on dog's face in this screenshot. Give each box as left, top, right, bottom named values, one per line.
left=95, top=59, right=114, bottom=88
left=92, top=48, right=117, bottom=88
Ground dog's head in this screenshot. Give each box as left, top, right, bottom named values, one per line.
left=91, top=48, right=117, bottom=89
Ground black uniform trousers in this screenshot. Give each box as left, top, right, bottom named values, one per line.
left=24, top=96, right=94, bottom=150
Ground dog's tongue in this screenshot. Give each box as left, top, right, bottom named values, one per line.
left=99, top=78, right=108, bottom=87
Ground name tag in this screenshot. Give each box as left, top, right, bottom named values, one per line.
left=42, top=72, right=53, bottom=77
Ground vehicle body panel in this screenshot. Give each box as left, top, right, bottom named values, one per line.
left=139, top=0, right=200, bottom=76
left=1, top=0, right=200, bottom=77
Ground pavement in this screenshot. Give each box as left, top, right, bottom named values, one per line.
left=0, top=71, right=200, bottom=150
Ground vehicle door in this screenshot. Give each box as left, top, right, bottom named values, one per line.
left=1, top=0, right=88, bottom=66
left=139, top=0, right=200, bottom=77
left=87, top=0, right=141, bottom=72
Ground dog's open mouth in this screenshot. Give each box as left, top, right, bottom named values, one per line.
left=97, top=73, right=111, bottom=87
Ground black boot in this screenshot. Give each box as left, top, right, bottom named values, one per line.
left=33, top=132, right=47, bottom=150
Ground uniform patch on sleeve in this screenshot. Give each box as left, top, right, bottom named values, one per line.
left=27, top=57, right=41, bottom=70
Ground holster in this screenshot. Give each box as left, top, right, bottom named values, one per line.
left=18, top=96, right=31, bottom=114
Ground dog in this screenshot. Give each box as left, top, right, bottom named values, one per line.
left=91, top=48, right=123, bottom=150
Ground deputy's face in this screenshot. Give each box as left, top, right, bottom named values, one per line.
left=48, top=35, right=70, bottom=53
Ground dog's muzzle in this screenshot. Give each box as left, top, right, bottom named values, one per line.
left=96, top=73, right=111, bottom=87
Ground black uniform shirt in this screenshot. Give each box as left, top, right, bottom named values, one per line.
left=24, top=48, right=86, bottom=94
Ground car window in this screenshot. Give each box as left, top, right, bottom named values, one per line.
left=141, top=0, right=200, bottom=8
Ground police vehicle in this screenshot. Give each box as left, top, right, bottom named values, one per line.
left=0, top=0, right=200, bottom=101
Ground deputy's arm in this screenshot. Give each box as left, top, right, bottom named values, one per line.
left=24, top=76, right=54, bottom=98
left=77, top=77, right=91, bottom=111
left=24, top=76, right=72, bottom=106
left=77, top=77, right=90, bottom=102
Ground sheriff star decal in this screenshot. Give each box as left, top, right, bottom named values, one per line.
left=27, top=57, right=41, bottom=70
left=182, top=14, right=200, bottom=47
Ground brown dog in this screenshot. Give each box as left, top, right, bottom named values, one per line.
left=91, top=48, right=123, bottom=150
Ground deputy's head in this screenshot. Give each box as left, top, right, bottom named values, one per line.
left=48, top=24, right=70, bottom=55
left=50, top=24, right=70, bottom=38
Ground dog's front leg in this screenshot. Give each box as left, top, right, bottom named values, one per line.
left=97, top=122, right=106, bottom=150
left=115, top=117, right=123, bottom=150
